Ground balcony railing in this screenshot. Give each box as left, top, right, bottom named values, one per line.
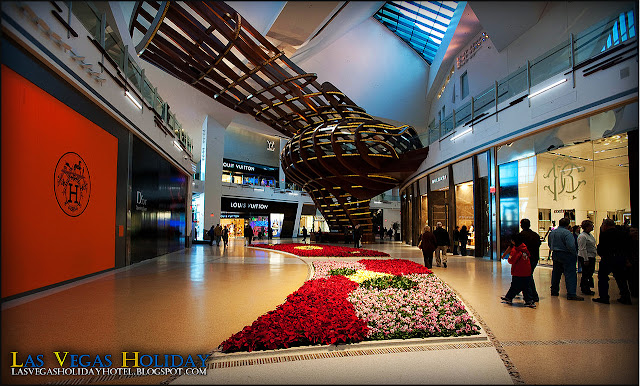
left=67, top=1, right=193, bottom=155
left=423, top=8, right=636, bottom=146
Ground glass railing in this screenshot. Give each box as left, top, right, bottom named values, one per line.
left=497, top=66, right=527, bottom=105
left=455, top=101, right=472, bottom=126
left=68, top=1, right=194, bottom=156
left=473, top=85, right=495, bottom=117
left=418, top=8, right=636, bottom=146
left=530, top=40, right=571, bottom=87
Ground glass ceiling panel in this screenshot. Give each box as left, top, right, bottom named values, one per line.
left=374, top=1, right=459, bottom=64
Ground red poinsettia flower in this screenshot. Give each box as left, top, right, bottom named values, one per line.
left=360, top=259, right=433, bottom=275
left=220, top=275, right=369, bottom=353
left=251, top=243, right=389, bottom=257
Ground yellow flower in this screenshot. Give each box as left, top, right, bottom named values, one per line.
left=294, top=245, right=323, bottom=250
left=346, top=270, right=392, bottom=283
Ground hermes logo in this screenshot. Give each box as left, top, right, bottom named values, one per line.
left=54, top=152, right=91, bottom=217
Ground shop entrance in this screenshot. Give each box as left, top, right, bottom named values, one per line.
left=455, top=181, right=475, bottom=255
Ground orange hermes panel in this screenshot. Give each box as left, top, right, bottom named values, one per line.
left=1, top=65, right=118, bottom=298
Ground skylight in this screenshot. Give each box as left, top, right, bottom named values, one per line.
left=374, top=1, right=459, bottom=65
left=601, top=10, right=635, bottom=52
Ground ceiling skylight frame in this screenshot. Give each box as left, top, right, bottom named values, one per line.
left=374, top=1, right=459, bottom=64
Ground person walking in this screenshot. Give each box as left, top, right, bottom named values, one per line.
left=208, top=224, right=215, bottom=246
left=452, top=226, right=460, bottom=255
left=500, top=233, right=536, bottom=308
left=459, top=225, right=469, bottom=256
left=572, top=225, right=582, bottom=273
left=548, top=217, right=583, bottom=300
left=593, top=219, right=632, bottom=305
left=244, top=223, right=253, bottom=246
left=222, top=225, right=229, bottom=248
left=418, top=225, right=437, bottom=269
left=353, top=224, right=362, bottom=248
left=519, top=218, right=541, bottom=302
left=301, top=226, right=308, bottom=243
left=433, top=222, right=450, bottom=268
left=577, top=220, right=596, bottom=296
left=379, top=226, right=386, bottom=242
left=214, top=224, right=223, bottom=246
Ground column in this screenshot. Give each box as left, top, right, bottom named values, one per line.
left=203, top=115, right=225, bottom=232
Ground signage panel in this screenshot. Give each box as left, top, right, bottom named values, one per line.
left=1, top=65, right=117, bottom=298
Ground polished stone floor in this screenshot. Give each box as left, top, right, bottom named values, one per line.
left=1, top=237, right=637, bottom=384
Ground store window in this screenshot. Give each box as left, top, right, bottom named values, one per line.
left=496, top=105, right=634, bottom=259
left=453, top=158, right=474, bottom=255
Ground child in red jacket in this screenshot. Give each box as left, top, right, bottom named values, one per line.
left=500, top=233, right=536, bottom=308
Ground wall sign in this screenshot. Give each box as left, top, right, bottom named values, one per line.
left=135, top=190, right=148, bottom=211
left=267, top=140, right=275, bottom=151
left=542, top=160, right=586, bottom=201
left=431, top=175, right=446, bottom=184
left=222, top=158, right=278, bottom=177
left=54, top=152, right=91, bottom=217
left=429, top=168, right=450, bottom=192
left=221, top=197, right=297, bottom=214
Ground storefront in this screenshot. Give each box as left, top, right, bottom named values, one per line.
left=402, top=104, right=638, bottom=260
left=222, top=158, right=278, bottom=187
left=220, top=197, right=298, bottom=238
left=497, top=130, right=634, bottom=259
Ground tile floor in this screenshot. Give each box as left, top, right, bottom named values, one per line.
left=1, top=238, right=637, bottom=384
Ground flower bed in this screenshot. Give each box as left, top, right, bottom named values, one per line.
left=220, top=259, right=480, bottom=353
left=251, top=243, right=389, bottom=257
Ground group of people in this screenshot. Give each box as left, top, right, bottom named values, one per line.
left=417, top=221, right=452, bottom=269
left=500, top=217, right=637, bottom=309
left=208, top=223, right=274, bottom=247
left=207, top=224, right=230, bottom=248
left=379, top=226, right=394, bottom=241
left=452, top=225, right=472, bottom=256
left=418, top=217, right=638, bottom=309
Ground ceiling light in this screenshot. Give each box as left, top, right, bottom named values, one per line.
left=528, top=78, right=567, bottom=98
left=125, top=90, right=142, bottom=109
left=450, top=127, right=472, bottom=141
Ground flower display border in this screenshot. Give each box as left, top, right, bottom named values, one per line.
left=251, top=243, right=390, bottom=257
left=220, top=258, right=481, bottom=354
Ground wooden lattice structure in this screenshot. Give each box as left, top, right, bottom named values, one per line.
left=129, top=1, right=429, bottom=235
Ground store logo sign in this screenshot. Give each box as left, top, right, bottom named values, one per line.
left=229, top=201, right=269, bottom=210
left=431, top=175, right=447, bottom=184
left=543, top=160, right=586, bottom=201
left=136, top=191, right=148, bottom=212
left=267, top=140, right=275, bottom=152
left=54, top=152, right=91, bottom=217
left=223, top=161, right=255, bottom=172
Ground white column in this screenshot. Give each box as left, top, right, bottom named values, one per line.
left=203, top=115, right=225, bottom=231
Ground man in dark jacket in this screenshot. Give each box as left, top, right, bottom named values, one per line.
left=433, top=222, right=450, bottom=268
left=519, top=218, right=541, bottom=302
left=593, top=219, right=632, bottom=305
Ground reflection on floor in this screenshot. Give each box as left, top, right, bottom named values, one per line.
left=1, top=238, right=637, bottom=384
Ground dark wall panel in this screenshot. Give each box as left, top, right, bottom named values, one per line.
left=131, top=137, right=187, bottom=263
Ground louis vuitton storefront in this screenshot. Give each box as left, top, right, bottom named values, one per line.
left=402, top=104, right=638, bottom=260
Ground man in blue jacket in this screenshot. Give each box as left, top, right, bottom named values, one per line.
left=548, top=217, right=584, bottom=300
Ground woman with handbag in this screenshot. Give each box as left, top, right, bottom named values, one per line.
left=418, top=225, right=437, bottom=269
